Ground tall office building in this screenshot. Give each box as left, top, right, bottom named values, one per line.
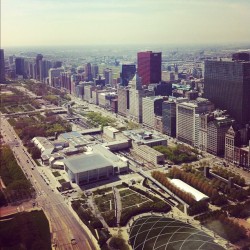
left=0, top=49, right=5, bottom=82
left=85, top=63, right=92, bottom=81
left=39, top=60, right=52, bottom=82
left=104, top=68, right=113, bottom=86
left=176, top=98, right=214, bottom=147
left=61, top=71, right=72, bottom=93
left=15, top=57, right=25, bottom=77
left=207, top=116, right=234, bottom=156
left=204, top=57, right=250, bottom=125
left=35, top=54, right=43, bottom=80
left=120, top=63, right=136, bottom=86
left=117, top=86, right=130, bottom=116
left=162, top=97, right=188, bottom=137
left=92, top=64, right=99, bottom=79
left=142, top=96, right=165, bottom=129
left=137, top=51, right=162, bottom=85
left=128, top=73, right=154, bottom=123
left=49, top=68, right=64, bottom=87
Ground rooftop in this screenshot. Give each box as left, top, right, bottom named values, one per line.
left=64, top=153, right=112, bottom=174
left=123, top=129, right=167, bottom=145
left=170, top=179, right=209, bottom=202
left=59, top=131, right=89, bottom=147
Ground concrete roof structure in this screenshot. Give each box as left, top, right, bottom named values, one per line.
left=32, top=137, right=54, bottom=156
left=122, top=129, right=167, bottom=146
left=58, top=131, right=89, bottom=147
left=64, top=153, right=112, bottom=174
left=170, top=179, right=209, bottom=202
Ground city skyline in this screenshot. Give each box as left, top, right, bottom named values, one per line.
left=1, top=0, right=250, bottom=47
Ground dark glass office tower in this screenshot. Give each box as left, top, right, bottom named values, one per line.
left=204, top=59, right=250, bottom=125
left=120, top=64, right=136, bottom=86
left=0, top=49, right=5, bottom=82
left=15, top=57, right=25, bottom=76
left=162, top=100, right=176, bottom=137
left=137, top=51, right=162, bottom=86
left=35, top=54, right=43, bottom=80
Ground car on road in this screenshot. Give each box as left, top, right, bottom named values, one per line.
left=71, top=239, right=77, bottom=245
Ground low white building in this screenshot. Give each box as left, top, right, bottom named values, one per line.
left=170, top=179, right=209, bottom=202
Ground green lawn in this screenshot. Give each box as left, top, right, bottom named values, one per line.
left=95, top=193, right=115, bottom=212
left=120, top=189, right=149, bottom=209
left=0, top=210, right=51, bottom=250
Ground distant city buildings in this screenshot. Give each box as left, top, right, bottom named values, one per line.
left=0, top=49, right=5, bottom=82
left=3, top=47, right=250, bottom=166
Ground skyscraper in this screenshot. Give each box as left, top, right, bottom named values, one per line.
left=15, top=57, right=25, bottom=77
left=104, top=68, right=113, bottom=86
left=204, top=58, right=250, bottom=125
left=128, top=73, right=154, bottom=123
left=137, top=51, right=162, bottom=85
left=142, top=96, right=165, bottom=129
left=120, top=63, right=136, bottom=86
left=85, top=63, right=92, bottom=81
left=92, top=64, right=99, bottom=79
left=0, top=49, right=5, bottom=82
left=176, top=98, right=214, bottom=147
left=35, top=54, right=43, bottom=80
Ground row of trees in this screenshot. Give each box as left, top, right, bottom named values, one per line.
left=212, top=166, right=245, bottom=186
left=168, top=167, right=218, bottom=197
left=187, top=200, right=209, bottom=216
left=151, top=171, right=196, bottom=205
left=195, top=210, right=248, bottom=243
left=153, top=170, right=228, bottom=207
left=10, top=114, right=72, bottom=143
left=25, top=81, right=71, bottom=102
left=153, top=145, right=198, bottom=164
left=0, top=87, right=40, bottom=113
left=0, top=146, right=34, bottom=205
left=86, top=111, right=115, bottom=128
left=222, top=200, right=250, bottom=218
left=71, top=200, right=112, bottom=247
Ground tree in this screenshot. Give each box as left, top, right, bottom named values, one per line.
left=109, top=236, right=129, bottom=250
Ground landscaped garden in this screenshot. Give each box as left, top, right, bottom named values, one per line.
left=153, top=144, right=198, bottom=164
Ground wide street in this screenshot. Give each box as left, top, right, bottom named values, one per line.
left=0, top=116, right=98, bottom=250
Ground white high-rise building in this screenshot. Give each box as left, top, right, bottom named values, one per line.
left=176, top=98, right=214, bottom=147
left=48, top=68, right=64, bottom=86
left=142, top=96, right=164, bottom=129
left=128, top=73, right=154, bottom=123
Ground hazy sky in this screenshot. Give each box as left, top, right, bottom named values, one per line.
left=1, top=0, right=250, bottom=47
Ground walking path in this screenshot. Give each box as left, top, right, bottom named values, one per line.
left=113, top=187, right=122, bottom=226
left=88, top=196, right=109, bottom=230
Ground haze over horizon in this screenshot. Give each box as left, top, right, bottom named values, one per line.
left=1, top=0, right=250, bottom=47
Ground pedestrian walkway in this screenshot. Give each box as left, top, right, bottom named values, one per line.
left=113, top=187, right=122, bottom=226
left=88, top=196, right=109, bottom=230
